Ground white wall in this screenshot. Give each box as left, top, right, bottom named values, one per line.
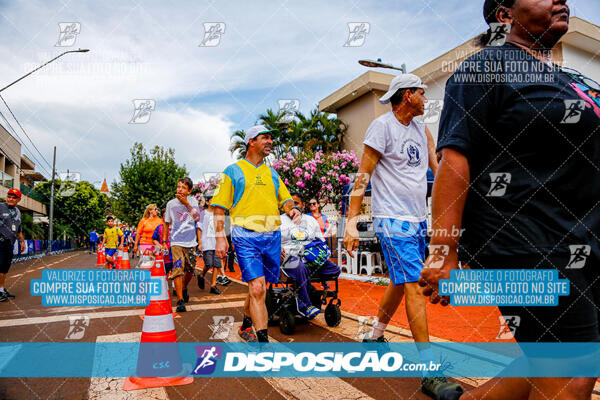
left=562, top=43, right=600, bottom=81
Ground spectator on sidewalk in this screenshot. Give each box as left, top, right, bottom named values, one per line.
left=0, top=189, right=25, bottom=302
left=307, top=197, right=330, bottom=236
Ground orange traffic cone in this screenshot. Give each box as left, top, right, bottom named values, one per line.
left=116, top=250, right=123, bottom=269
left=100, top=244, right=105, bottom=264
left=96, top=245, right=103, bottom=266
left=121, top=250, right=131, bottom=269
left=123, top=253, right=193, bottom=391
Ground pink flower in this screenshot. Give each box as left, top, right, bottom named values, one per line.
left=303, top=172, right=311, bottom=180
left=326, top=184, right=333, bottom=191
left=293, top=167, right=303, bottom=177
left=296, top=180, right=305, bottom=188
left=284, top=179, right=289, bottom=185
left=320, top=177, right=327, bottom=183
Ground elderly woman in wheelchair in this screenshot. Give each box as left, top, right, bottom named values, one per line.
left=265, top=195, right=341, bottom=334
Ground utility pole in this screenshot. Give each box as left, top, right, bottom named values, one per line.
left=48, top=146, right=56, bottom=253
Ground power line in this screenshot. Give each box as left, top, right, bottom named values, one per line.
left=0, top=107, right=52, bottom=178
left=0, top=94, right=53, bottom=172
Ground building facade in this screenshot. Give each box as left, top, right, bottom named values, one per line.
left=319, top=17, right=600, bottom=158
left=0, top=123, right=47, bottom=216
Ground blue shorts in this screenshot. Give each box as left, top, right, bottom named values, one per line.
left=105, top=248, right=117, bottom=257
left=231, top=226, right=281, bottom=283
left=374, top=218, right=427, bottom=285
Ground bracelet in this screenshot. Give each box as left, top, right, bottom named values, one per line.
left=292, top=206, right=302, bottom=214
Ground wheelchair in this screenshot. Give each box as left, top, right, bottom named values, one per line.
left=265, top=262, right=342, bottom=335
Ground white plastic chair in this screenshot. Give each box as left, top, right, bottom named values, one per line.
left=340, top=249, right=359, bottom=275
left=359, top=252, right=384, bottom=276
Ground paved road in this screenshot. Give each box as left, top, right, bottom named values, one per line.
left=0, top=250, right=473, bottom=399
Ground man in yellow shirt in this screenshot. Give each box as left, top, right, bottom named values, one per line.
left=103, top=216, right=123, bottom=269
left=213, top=125, right=301, bottom=343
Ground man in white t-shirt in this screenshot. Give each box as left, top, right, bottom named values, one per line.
left=281, top=193, right=340, bottom=319
left=343, top=74, right=461, bottom=397
left=164, top=177, right=202, bottom=313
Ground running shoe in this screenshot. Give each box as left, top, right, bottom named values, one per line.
left=238, top=327, right=257, bottom=342
left=302, top=306, right=321, bottom=319
left=362, top=335, right=388, bottom=343
left=209, top=286, right=222, bottom=295
left=182, top=289, right=189, bottom=303
left=216, top=276, right=224, bottom=285
left=221, top=276, right=232, bottom=286
left=421, top=377, right=463, bottom=400
left=0, top=292, right=7, bottom=302
left=3, top=290, right=15, bottom=299
left=176, top=299, right=186, bottom=313
left=197, top=275, right=205, bottom=290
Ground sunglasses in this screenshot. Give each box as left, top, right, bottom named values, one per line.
left=561, top=67, right=600, bottom=91
left=309, top=202, right=318, bottom=205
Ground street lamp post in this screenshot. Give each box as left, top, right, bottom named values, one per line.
left=358, top=58, right=407, bottom=73
left=0, top=49, right=89, bottom=93
left=0, top=48, right=90, bottom=252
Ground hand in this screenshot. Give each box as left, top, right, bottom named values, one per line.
left=133, top=245, right=138, bottom=255
left=280, top=249, right=287, bottom=263
left=176, top=193, right=189, bottom=206
left=118, top=245, right=123, bottom=251
left=343, top=218, right=359, bottom=256
left=215, top=236, right=228, bottom=259
left=19, top=241, right=25, bottom=253
left=288, top=208, right=302, bottom=225
left=418, top=247, right=459, bottom=306
left=161, top=243, right=168, bottom=251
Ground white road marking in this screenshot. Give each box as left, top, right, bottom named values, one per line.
left=88, top=332, right=168, bottom=400
left=0, top=301, right=245, bottom=327
left=226, top=322, right=374, bottom=400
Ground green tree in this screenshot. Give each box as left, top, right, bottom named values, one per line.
left=228, top=107, right=348, bottom=159
left=34, top=180, right=110, bottom=239
left=111, top=143, right=188, bottom=225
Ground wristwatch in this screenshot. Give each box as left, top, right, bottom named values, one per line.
left=292, top=206, right=302, bottom=214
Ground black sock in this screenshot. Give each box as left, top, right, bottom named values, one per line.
left=256, top=329, right=269, bottom=343
left=241, top=315, right=252, bottom=331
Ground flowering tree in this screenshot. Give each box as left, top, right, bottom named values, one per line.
left=273, top=150, right=359, bottom=209
left=191, top=175, right=220, bottom=205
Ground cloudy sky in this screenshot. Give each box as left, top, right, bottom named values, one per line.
left=0, top=0, right=598, bottom=189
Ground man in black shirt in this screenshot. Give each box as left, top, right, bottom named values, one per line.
left=0, top=189, right=26, bottom=302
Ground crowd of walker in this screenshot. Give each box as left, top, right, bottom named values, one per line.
left=0, top=1, right=598, bottom=399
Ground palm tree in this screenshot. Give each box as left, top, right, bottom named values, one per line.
left=228, top=129, right=247, bottom=160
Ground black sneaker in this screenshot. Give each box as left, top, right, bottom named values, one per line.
left=176, top=300, right=186, bottom=313
left=3, top=290, right=15, bottom=299
left=221, top=277, right=232, bottom=285
left=209, top=286, right=222, bottom=295
left=182, top=289, right=189, bottom=303
left=421, top=377, right=463, bottom=399
left=216, top=276, right=224, bottom=285
left=0, top=292, right=7, bottom=302
left=197, top=275, right=205, bottom=290
left=362, top=335, right=387, bottom=343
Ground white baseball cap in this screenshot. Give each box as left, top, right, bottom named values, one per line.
left=379, top=74, right=427, bottom=104
left=244, top=124, right=278, bottom=145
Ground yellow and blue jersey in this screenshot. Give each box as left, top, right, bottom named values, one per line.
left=103, top=227, right=123, bottom=249
left=212, top=159, right=292, bottom=232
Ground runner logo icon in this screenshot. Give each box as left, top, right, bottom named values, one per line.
left=486, top=173, right=511, bottom=197
left=209, top=316, right=234, bottom=340
left=199, top=23, right=226, bottom=47
left=566, top=245, right=590, bottom=269
left=193, top=345, right=222, bottom=375
left=344, top=23, right=370, bottom=47
left=561, top=100, right=586, bottom=124
left=496, top=315, right=520, bottom=340
left=56, top=22, right=81, bottom=47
